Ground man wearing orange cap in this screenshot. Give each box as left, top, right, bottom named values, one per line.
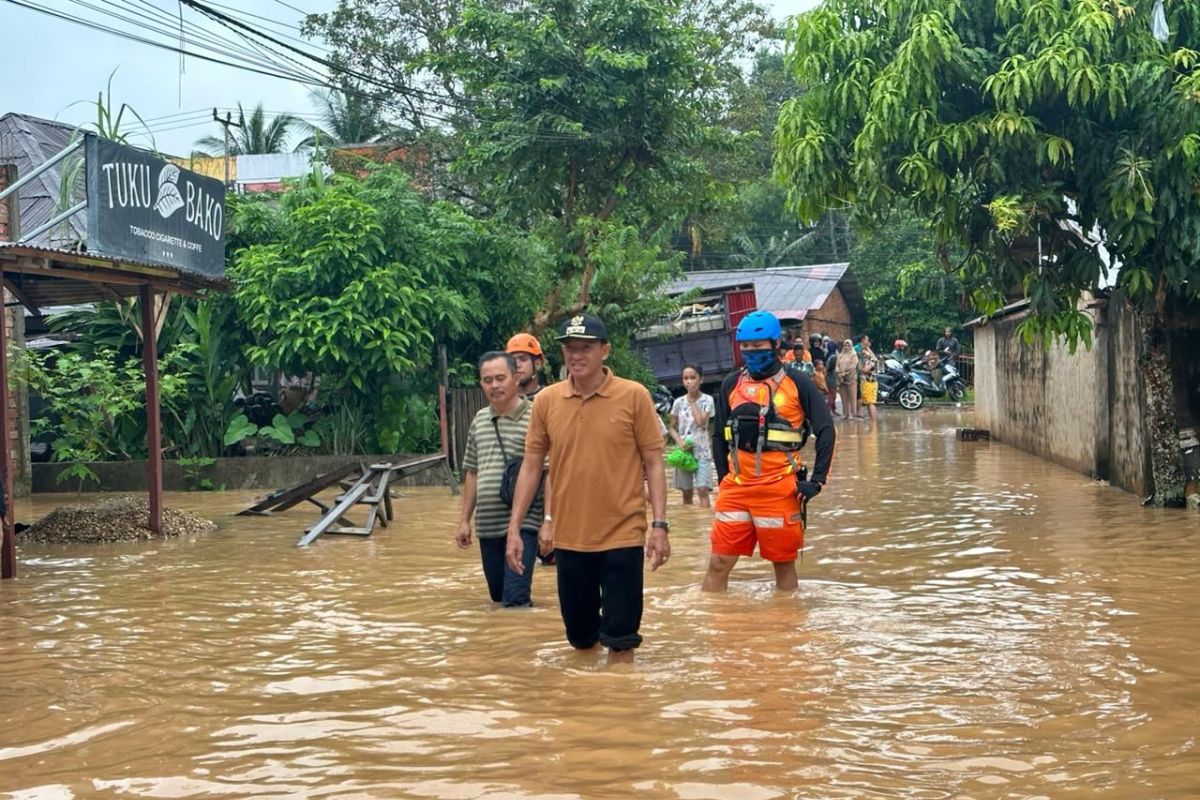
left=506, top=333, right=545, bottom=399
left=507, top=332, right=554, bottom=564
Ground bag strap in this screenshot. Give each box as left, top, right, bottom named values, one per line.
left=490, top=417, right=510, bottom=461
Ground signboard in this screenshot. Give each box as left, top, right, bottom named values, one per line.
left=84, top=133, right=225, bottom=277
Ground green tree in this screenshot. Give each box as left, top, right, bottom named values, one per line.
left=228, top=166, right=547, bottom=450
left=231, top=172, right=463, bottom=396
left=776, top=0, right=1200, bottom=505
left=295, top=87, right=395, bottom=148
left=850, top=210, right=966, bottom=352
left=195, top=103, right=299, bottom=155
left=439, top=0, right=733, bottom=331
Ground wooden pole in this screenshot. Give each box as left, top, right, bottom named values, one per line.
left=438, top=343, right=450, bottom=465
left=0, top=288, right=16, bottom=579
left=140, top=285, right=163, bottom=535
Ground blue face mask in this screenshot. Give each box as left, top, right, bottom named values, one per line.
left=742, top=348, right=778, bottom=376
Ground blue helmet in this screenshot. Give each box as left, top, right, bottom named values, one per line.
left=735, top=310, right=782, bottom=342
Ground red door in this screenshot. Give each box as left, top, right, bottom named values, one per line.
left=723, top=287, right=757, bottom=368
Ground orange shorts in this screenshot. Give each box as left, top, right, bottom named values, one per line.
left=711, top=474, right=805, bottom=563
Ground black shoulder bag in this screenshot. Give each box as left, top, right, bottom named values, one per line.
left=491, top=418, right=525, bottom=507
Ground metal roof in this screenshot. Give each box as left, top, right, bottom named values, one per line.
left=668, top=263, right=867, bottom=326
left=0, top=113, right=87, bottom=247
left=0, top=242, right=228, bottom=310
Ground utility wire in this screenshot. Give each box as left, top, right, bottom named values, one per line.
left=6, top=0, right=595, bottom=143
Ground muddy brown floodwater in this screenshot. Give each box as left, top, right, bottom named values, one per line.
left=3, top=409, right=1200, bottom=799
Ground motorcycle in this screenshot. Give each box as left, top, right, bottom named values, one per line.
left=877, top=355, right=966, bottom=410
left=877, top=357, right=926, bottom=410
left=909, top=355, right=967, bottom=403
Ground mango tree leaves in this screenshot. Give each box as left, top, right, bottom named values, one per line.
left=776, top=0, right=1200, bottom=346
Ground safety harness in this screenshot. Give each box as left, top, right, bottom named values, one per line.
left=724, top=365, right=811, bottom=479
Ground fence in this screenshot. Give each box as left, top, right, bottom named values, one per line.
left=449, top=386, right=487, bottom=470
left=957, top=353, right=974, bottom=387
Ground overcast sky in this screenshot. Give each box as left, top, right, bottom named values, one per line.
left=1, top=0, right=822, bottom=157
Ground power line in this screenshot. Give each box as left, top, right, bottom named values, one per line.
left=205, top=0, right=331, bottom=51
left=273, top=0, right=311, bottom=17
left=2, top=0, right=329, bottom=85
left=179, top=0, right=600, bottom=141
left=5, top=0, right=596, bottom=144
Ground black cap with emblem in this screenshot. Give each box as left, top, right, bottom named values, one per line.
left=556, top=313, right=609, bottom=341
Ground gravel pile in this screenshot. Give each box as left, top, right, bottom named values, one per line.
left=20, top=496, right=217, bottom=544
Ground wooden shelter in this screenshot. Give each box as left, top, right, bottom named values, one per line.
left=0, top=131, right=228, bottom=579
left=0, top=244, right=227, bottom=578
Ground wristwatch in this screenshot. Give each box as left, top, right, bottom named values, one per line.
left=543, top=514, right=553, bottom=523
left=651, top=520, right=670, bottom=532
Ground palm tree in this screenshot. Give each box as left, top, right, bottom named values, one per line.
left=728, top=231, right=817, bottom=269
left=293, top=88, right=394, bottom=149
left=194, top=103, right=298, bottom=155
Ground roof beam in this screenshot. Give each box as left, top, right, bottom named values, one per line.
left=1, top=278, right=38, bottom=314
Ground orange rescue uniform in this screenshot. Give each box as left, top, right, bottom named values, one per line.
left=712, top=370, right=808, bottom=562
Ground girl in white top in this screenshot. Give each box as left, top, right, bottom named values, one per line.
left=669, top=364, right=716, bottom=507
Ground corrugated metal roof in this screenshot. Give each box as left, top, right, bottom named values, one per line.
left=0, top=242, right=228, bottom=310
left=668, top=264, right=867, bottom=325
left=0, top=241, right=177, bottom=274
left=0, top=113, right=87, bottom=246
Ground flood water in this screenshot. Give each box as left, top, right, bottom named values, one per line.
left=3, top=409, right=1200, bottom=799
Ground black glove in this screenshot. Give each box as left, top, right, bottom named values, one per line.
left=796, top=480, right=822, bottom=501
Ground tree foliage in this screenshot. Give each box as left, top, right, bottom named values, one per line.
left=436, top=0, right=734, bottom=329
left=195, top=103, right=299, bottom=155
left=295, top=88, right=396, bottom=148
left=776, top=0, right=1200, bottom=346
left=850, top=210, right=966, bottom=351
left=231, top=170, right=467, bottom=394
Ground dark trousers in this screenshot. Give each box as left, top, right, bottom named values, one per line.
left=555, top=546, right=644, bottom=651
left=479, top=529, right=537, bottom=607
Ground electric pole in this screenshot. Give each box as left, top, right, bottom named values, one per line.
left=211, top=109, right=244, bottom=188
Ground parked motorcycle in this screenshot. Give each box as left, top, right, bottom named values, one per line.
left=877, top=356, right=966, bottom=410
left=909, top=356, right=967, bottom=403
left=877, top=358, right=926, bottom=410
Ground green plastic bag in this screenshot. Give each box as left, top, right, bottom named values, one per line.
left=666, top=447, right=699, bottom=473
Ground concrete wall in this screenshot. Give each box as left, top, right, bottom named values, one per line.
left=33, top=454, right=455, bottom=494
left=973, top=292, right=1149, bottom=495
left=1106, top=293, right=1150, bottom=496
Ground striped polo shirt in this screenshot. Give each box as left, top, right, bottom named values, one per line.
left=461, top=397, right=544, bottom=538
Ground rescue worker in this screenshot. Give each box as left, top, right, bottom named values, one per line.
left=506, top=333, right=545, bottom=398
left=506, top=332, right=555, bottom=565
left=703, top=311, right=836, bottom=592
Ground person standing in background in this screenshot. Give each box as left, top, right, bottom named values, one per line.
left=936, top=327, right=961, bottom=366
left=859, top=335, right=879, bottom=423
left=669, top=364, right=715, bottom=508
left=824, top=338, right=840, bottom=416
left=836, top=339, right=859, bottom=421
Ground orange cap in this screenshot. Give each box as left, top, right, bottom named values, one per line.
left=506, top=333, right=543, bottom=358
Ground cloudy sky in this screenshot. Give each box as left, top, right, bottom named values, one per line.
left=1, top=0, right=821, bottom=156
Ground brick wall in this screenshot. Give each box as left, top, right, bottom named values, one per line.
left=801, top=286, right=855, bottom=344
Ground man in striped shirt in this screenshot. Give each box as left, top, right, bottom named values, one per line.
left=455, top=352, right=547, bottom=606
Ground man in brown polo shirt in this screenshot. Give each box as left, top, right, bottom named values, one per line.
left=505, top=313, right=670, bottom=664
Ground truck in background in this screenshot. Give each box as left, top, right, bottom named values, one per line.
left=633, top=284, right=757, bottom=390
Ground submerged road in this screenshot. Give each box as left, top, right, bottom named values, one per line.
left=3, top=409, right=1199, bottom=798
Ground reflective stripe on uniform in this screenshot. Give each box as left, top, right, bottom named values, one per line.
left=714, top=511, right=752, bottom=523
left=723, top=428, right=802, bottom=444
left=751, top=515, right=786, bottom=528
